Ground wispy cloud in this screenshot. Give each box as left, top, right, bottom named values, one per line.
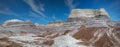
left=107, top=2, right=120, bottom=10
left=52, top=14, right=57, bottom=20
left=29, top=11, right=42, bottom=18
left=65, top=0, right=79, bottom=10
left=23, top=0, right=45, bottom=17
left=0, top=8, right=18, bottom=16
left=23, top=0, right=50, bottom=22
left=38, top=3, right=45, bottom=12
left=29, top=11, right=49, bottom=22
left=64, top=13, right=69, bottom=16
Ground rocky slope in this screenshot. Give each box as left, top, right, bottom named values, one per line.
left=0, top=8, right=120, bottom=47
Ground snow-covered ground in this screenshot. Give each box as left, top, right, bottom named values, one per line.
left=7, top=34, right=89, bottom=47
left=9, top=34, right=37, bottom=41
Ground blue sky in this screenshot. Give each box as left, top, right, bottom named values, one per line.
left=0, top=0, right=120, bottom=24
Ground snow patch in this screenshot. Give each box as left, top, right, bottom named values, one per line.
left=52, top=35, right=87, bottom=47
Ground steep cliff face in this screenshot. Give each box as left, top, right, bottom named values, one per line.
left=67, top=8, right=110, bottom=22
left=0, top=8, right=120, bottom=47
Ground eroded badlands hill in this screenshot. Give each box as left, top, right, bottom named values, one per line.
left=0, top=8, right=120, bottom=47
